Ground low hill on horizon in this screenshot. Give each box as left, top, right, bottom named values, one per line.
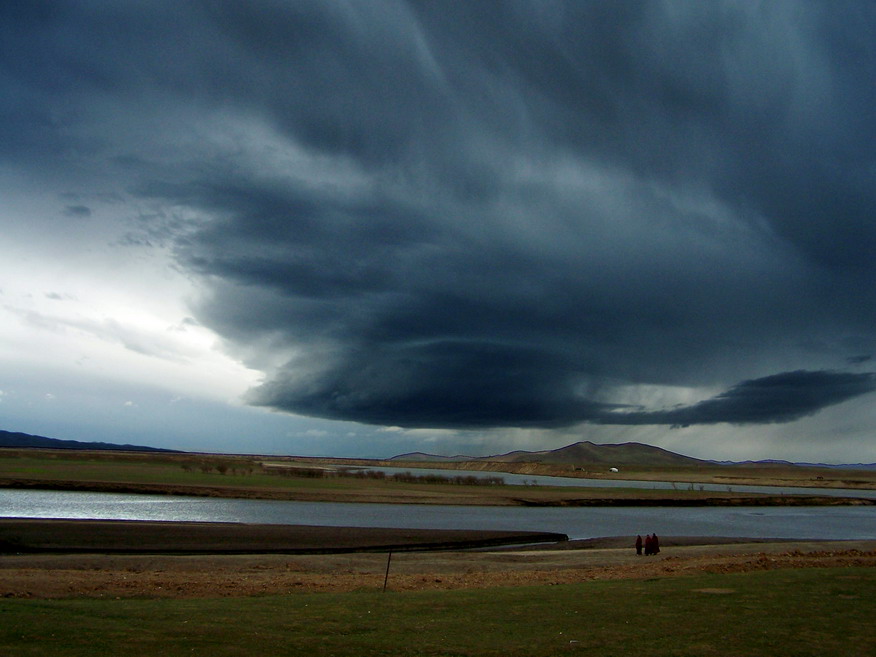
left=385, top=452, right=477, bottom=463
left=390, top=440, right=876, bottom=469
left=391, top=440, right=706, bottom=467
left=0, top=430, right=178, bottom=453
left=489, top=441, right=708, bottom=466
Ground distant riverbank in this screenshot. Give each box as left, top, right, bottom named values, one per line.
left=2, top=477, right=873, bottom=506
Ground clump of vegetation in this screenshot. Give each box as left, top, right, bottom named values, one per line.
left=179, top=459, right=255, bottom=476
left=365, top=470, right=505, bottom=486
left=269, top=466, right=331, bottom=479
left=263, top=465, right=505, bottom=486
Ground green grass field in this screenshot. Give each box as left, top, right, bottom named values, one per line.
left=1, top=567, right=872, bottom=657
left=0, top=450, right=386, bottom=492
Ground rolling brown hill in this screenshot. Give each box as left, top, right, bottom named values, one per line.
left=392, top=441, right=708, bottom=467
left=488, top=441, right=707, bottom=466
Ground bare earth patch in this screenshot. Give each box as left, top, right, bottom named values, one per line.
left=1, top=520, right=873, bottom=599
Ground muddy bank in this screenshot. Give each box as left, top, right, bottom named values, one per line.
left=0, top=518, right=567, bottom=555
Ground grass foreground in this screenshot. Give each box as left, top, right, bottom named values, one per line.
left=1, top=567, right=873, bottom=657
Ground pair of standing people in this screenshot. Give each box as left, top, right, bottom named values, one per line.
left=635, top=533, right=660, bottom=556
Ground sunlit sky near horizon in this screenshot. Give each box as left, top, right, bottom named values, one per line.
left=2, top=1, right=875, bottom=463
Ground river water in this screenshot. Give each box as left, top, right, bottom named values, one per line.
left=2, top=489, right=874, bottom=541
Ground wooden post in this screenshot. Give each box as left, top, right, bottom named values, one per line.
left=382, top=550, right=393, bottom=592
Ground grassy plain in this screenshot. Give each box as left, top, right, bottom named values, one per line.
left=384, top=457, right=876, bottom=491
left=2, top=567, right=873, bottom=657
left=3, top=448, right=875, bottom=655
left=1, top=448, right=873, bottom=506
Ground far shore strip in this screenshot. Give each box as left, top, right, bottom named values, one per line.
left=2, top=478, right=873, bottom=506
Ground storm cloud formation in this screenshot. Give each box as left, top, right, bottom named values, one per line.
left=3, top=1, right=875, bottom=433
left=599, top=371, right=876, bottom=427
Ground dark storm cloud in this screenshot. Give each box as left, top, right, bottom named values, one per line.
left=3, top=1, right=876, bottom=431
left=598, top=370, right=876, bottom=427
left=249, top=340, right=616, bottom=429
left=251, top=363, right=876, bottom=429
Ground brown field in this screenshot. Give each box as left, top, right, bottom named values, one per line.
left=1, top=519, right=875, bottom=599
left=1, top=447, right=874, bottom=506
left=2, top=449, right=874, bottom=601
left=348, top=457, right=876, bottom=491
left=4, top=477, right=872, bottom=506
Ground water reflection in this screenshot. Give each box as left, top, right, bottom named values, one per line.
left=2, top=489, right=874, bottom=541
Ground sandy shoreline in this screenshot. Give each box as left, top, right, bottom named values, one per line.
left=1, top=519, right=874, bottom=599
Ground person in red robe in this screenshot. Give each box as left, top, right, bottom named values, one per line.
left=652, top=533, right=660, bottom=554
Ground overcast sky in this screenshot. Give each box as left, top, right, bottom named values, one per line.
left=2, top=1, right=875, bottom=463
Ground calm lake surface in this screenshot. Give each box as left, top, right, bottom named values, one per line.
left=2, top=489, right=874, bottom=541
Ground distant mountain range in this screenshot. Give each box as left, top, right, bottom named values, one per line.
left=3, top=429, right=873, bottom=469
left=0, top=430, right=178, bottom=453
left=390, top=441, right=876, bottom=469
